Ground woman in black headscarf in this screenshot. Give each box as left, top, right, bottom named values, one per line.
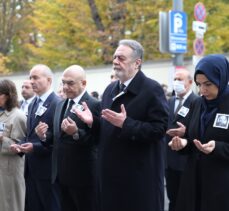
left=169, top=54, right=229, bottom=211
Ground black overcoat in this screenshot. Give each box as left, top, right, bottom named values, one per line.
left=95, top=71, right=169, bottom=211
left=166, top=92, right=198, bottom=171
left=176, top=96, right=229, bottom=211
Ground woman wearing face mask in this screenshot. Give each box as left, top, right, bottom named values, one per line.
left=169, top=54, right=229, bottom=211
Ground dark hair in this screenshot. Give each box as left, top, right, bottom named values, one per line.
left=91, top=91, right=99, bottom=99
left=0, top=79, right=19, bottom=111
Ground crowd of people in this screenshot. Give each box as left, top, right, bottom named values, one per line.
left=0, top=39, right=229, bottom=211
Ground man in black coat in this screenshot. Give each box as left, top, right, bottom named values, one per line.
left=165, top=69, right=198, bottom=211
left=36, top=65, right=100, bottom=211
left=75, top=39, right=169, bottom=211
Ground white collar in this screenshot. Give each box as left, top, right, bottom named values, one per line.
left=71, top=89, right=86, bottom=104
left=38, top=89, right=53, bottom=103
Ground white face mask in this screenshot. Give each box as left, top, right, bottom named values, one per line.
left=173, top=80, right=186, bottom=95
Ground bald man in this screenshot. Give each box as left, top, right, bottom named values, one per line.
left=11, top=64, right=61, bottom=211
left=165, top=69, right=198, bottom=211
left=36, top=65, right=100, bottom=211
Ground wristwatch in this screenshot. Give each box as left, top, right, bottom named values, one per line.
left=72, top=132, right=79, bottom=140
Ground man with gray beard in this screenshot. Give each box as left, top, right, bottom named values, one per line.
left=75, top=39, right=169, bottom=211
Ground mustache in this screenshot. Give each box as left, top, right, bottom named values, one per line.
left=113, top=67, right=121, bottom=71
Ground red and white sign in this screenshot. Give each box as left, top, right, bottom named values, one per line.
left=194, top=2, right=206, bottom=22
left=193, top=38, right=205, bottom=56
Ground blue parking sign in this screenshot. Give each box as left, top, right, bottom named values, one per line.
left=169, top=11, right=187, bottom=53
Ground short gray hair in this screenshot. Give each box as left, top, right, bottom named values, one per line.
left=118, top=39, right=144, bottom=60
left=31, top=64, right=54, bottom=79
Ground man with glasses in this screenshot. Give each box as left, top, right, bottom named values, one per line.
left=36, top=65, right=100, bottom=211
left=75, top=39, right=169, bottom=211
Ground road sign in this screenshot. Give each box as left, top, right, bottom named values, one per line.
left=193, top=38, right=205, bottom=55
left=194, top=2, right=206, bottom=22
left=192, top=21, right=207, bottom=34
left=169, top=10, right=187, bottom=53
left=192, top=20, right=207, bottom=38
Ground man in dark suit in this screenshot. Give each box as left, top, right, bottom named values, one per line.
left=36, top=65, right=100, bottom=211
left=20, top=79, right=35, bottom=115
left=165, top=69, right=198, bottom=211
left=11, top=64, right=61, bottom=211
left=75, top=39, right=169, bottom=211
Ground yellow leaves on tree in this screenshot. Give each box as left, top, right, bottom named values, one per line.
left=0, top=54, right=10, bottom=74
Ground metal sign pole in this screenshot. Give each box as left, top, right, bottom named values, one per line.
left=173, top=0, right=184, bottom=67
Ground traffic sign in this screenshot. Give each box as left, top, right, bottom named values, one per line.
left=193, top=38, right=205, bottom=55
left=194, top=2, right=206, bottom=22
left=169, top=10, right=187, bottom=54
left=192, top=21, right=207, bottom=34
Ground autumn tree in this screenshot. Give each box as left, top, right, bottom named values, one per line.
left=25, top=0, right=102, bottom=70
left=1, top=0, right=229, bottom=72
left=28, top=0, right=171, bottom=66
left=0, top=0, right=34, bottom=72
left=0, top=53, right=10, bottom=74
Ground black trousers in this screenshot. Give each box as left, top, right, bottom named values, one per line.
left=60, top=184, right=98, bottom=211
left=25, top=176, right=60, bottom=211
left=165, top=167, right=183, bottom=211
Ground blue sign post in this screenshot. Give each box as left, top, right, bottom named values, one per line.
left=169, top=11, right=187, bottom=53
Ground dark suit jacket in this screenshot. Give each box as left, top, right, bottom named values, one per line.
left=52, top=92, right=100, bottom=187
left=166, top=92, right=198, bottom=171
left=93, top=71, right=169, bottom=211
left=176, top=96, right=229, bottom=211
left=24, top=92, right=60, bottom=180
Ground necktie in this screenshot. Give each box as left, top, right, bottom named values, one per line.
left=174, top=97, right=183, bottom=115
left=64, top=99, right=75, bottom=118
left=30, top=97, right=41, bottom=125
left=21, top=100, right=28, bottom=111
left=119, top=83, right=126, bottom=92
left=32, top=97, right=41, bottom=116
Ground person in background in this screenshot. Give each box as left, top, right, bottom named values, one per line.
left=11, top=64, right=61, bottom=211
left=0, top=79, right=27, bottom=211
left=161, top=83, right=172, bottom=100
left=75, top=39, right=168, bottom=211
left=36, top=65, right=100, bottom=211
left=110, top=69, right=118, bottom=82
left=165, top=69, right=198, bottom=211
left=20, top=79, right=35, bottom=115
left=57, top=82, right=66, bottom=99
left=169, top=54, right=229, bottom=211
left=91, top=91, right=100, bottom=100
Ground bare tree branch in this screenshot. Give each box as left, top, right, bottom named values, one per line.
left=87, top=0, right=105, bottom=32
